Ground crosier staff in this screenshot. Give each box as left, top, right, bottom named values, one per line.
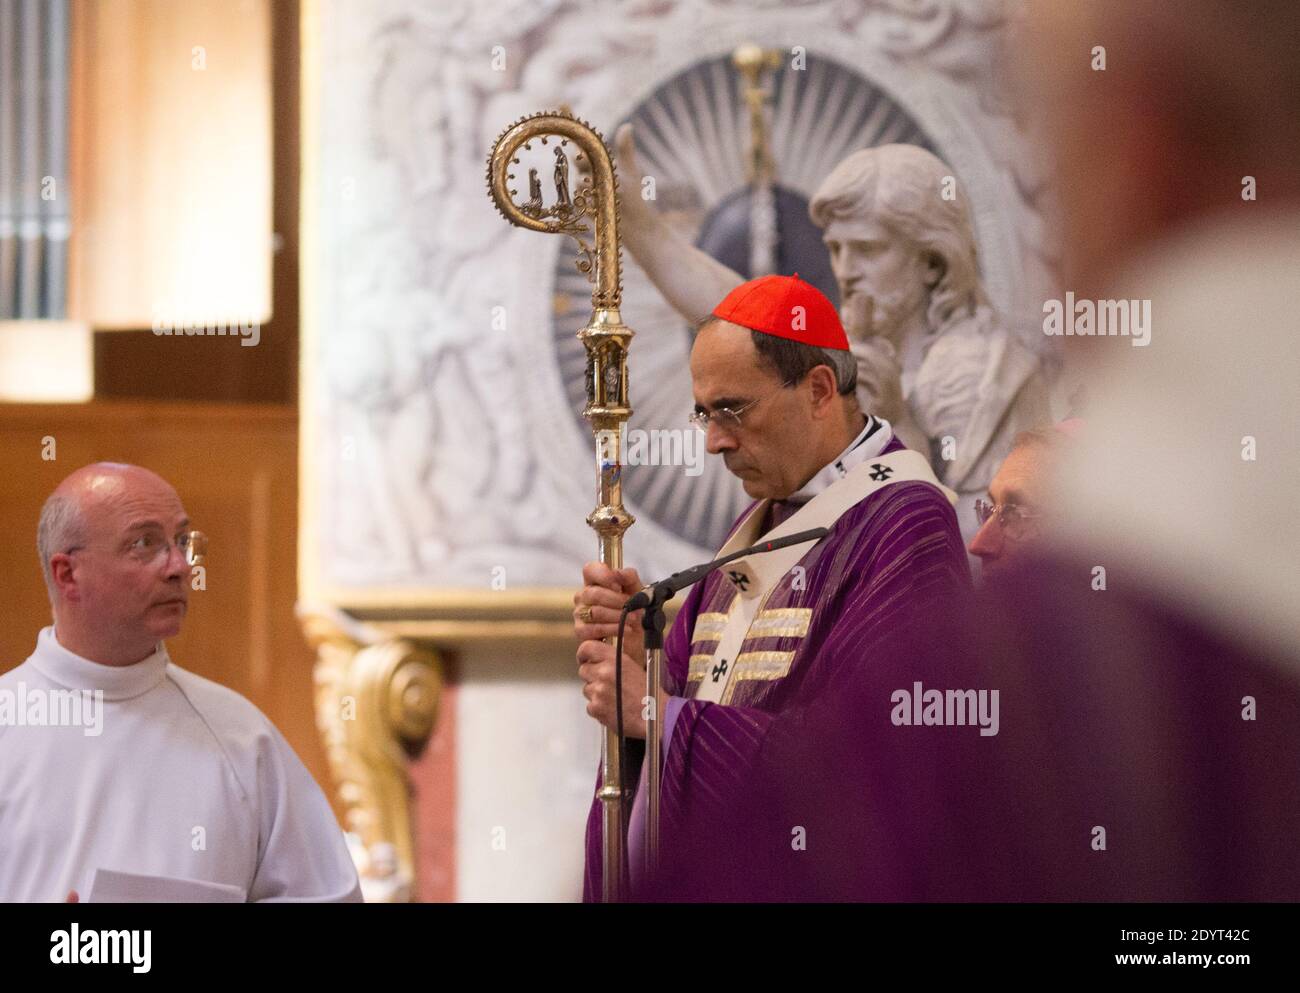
left=486, top=111, right=636, bottom=902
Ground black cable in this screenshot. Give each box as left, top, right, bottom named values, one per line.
left=614, top=601, right=632, bottom=897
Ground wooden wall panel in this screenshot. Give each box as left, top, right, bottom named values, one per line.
left=0, top=401, right=339, bottom=820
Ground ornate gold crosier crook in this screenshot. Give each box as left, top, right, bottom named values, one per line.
left=487, top=111, right=640, bottom=902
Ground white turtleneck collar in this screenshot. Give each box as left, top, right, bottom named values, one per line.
left=28, top=626, right=170, bottom=701
left=785, top=414, right=893, bottom=504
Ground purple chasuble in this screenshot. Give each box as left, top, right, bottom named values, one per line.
left=581, top=436, right=970, bottom=900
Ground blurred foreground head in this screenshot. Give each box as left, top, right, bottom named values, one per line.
left=1016, top=0, right=1300, bottom=661
left=1018, top=0, right=1300, bottom=293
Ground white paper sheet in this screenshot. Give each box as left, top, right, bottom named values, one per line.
left=88, top=868, right=246, bottom=903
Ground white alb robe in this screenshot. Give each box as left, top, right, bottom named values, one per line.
left=0, top=627, right=362, bottom=902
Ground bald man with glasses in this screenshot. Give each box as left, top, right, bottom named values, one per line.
left=0, top=462, right=361, bottom=903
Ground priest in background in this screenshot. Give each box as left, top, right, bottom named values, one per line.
left=966, top=421, right=1081, bottom=581
left=0, top=463, right=362, bottom=903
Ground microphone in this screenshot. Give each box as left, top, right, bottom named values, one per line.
left=609, top=526, right=829, bottom=889
left=624, top=527, right=829, bottom=611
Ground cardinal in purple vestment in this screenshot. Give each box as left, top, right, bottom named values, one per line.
left=573, top=274, right=971, bottom=901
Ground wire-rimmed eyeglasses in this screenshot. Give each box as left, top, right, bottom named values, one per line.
left=973, top=500, right=1042, bottom=541
left=67, top=529, right=209, bottom=567
left=688, top=381, right=796, bottom=433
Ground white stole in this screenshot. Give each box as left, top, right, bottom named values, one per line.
left=694, top=449, right=955, bottom=704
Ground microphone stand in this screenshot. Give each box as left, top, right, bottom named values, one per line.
left=623, top=526, right=828, bottom=889
left=641, top=587, right=669, bottom=883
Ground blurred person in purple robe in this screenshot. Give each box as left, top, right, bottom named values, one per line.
left=655, top=0, right=1300, bottom=901
left=571, top=274, right=970, bottom=900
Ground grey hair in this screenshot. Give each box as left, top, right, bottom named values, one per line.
left=749, top=330, right=857, bottom=396
left=691, top=315, right=857, bottom=396
left=37, top=493, right=88, bottom=598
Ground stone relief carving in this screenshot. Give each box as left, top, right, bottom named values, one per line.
left=307, top=0, right=1058, bottom=590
